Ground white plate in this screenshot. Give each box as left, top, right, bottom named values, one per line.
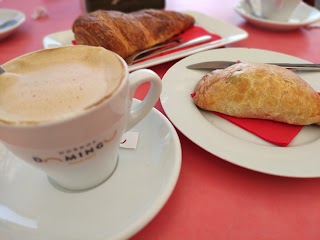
left=42, top=11, right=248, bottom=71
left=0, top=9, right=26, bottom=40
left=0, top=99, right=181, bottom=240
left=235, top=0, right=320, bottom=31
left=160, top=48, right=320, bottom=178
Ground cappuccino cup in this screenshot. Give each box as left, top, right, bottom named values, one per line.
left=0, top=45, right=162, bottom=191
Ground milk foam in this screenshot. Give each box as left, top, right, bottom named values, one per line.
left=0, top=46, right=124, bottom=125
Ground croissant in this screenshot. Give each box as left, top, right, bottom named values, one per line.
left=72, top=9, right=195, bottom=62
left=193, top=63, right=320, bottom=125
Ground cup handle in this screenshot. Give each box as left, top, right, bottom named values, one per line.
left=126, top=69, right=162, bottom=131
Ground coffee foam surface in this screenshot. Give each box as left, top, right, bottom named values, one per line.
left=0, top=46, right=124, bottom=125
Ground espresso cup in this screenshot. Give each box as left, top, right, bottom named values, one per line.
left=259, top=0, right=301, bottom=21
left=0, top=45, right=162, bottom=191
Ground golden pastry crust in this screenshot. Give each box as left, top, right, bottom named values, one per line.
left=72, top=9, right=195, bottom=62
left=193, top=63, right=320, bottom=125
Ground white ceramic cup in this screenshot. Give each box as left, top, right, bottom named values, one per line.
left=0, top=46, right=162, bottom=191
left=251, top=0, right=301, bottom=21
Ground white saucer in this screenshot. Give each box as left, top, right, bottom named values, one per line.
left=0, top=99, right=182, bottom=240
left=0, top=9, right=26, bottom=40
left=235, top=0, right=320, bottom=30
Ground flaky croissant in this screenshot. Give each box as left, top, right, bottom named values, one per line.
left=72, top=9, right=195, bottom=62
left=193, top=63, right=320, bottom=125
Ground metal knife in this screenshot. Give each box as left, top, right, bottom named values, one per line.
left=186, top=61, right=320, bottom=71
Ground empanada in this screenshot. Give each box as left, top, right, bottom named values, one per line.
left=193, top=63, right=320, bottom=125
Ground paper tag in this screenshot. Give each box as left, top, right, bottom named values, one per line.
left=120, top=132, right=139, bottom=149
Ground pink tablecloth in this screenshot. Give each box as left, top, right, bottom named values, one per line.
left=1, top=0, right=320, bottom=239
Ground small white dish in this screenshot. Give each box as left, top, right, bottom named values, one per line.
left=0, top=9, right=26, bottom=40
left=161, top=47, right=320, bottom=178
left=235, top=0, right=320, bottom=31
left=42, top=10, right=248, bottom=71
left=0, top=99, right=182, bottom=240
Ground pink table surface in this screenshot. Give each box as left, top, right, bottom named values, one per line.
left=1, top=0, right=320, bottom=239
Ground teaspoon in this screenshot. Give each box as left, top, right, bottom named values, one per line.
left=0, top=19, right=18, bottom=29
left=0, top=65, right=6, bottom=74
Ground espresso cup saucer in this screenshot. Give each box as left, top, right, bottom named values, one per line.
left=235, top=0, right=320, bottom=31
left=0, top=99, right=182, bottom=240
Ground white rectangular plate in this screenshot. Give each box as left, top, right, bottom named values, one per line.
left=42, top=11, right=248, bottom=71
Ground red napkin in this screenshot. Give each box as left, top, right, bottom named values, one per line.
left=191, top=93, right=304, bottom=147
left=134, top=25, right=221, bottom=63
left=214, top=112, right=303, bottom=147
left=72, top=26, right=221, bottom=59
left=72, top=25, right=221, bottom=63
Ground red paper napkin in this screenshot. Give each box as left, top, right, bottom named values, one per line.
left=214, top=112, right=303, bottom=147
left=191, top=93, right=304, bottom=147
left=134, top=25, right=221, bottom=63
left=72, top=26, right=221, bottom=62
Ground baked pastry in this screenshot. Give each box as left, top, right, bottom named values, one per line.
left=72, top=9, right=195, bottom=62
left=193, top=62, right=320, bottom=125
